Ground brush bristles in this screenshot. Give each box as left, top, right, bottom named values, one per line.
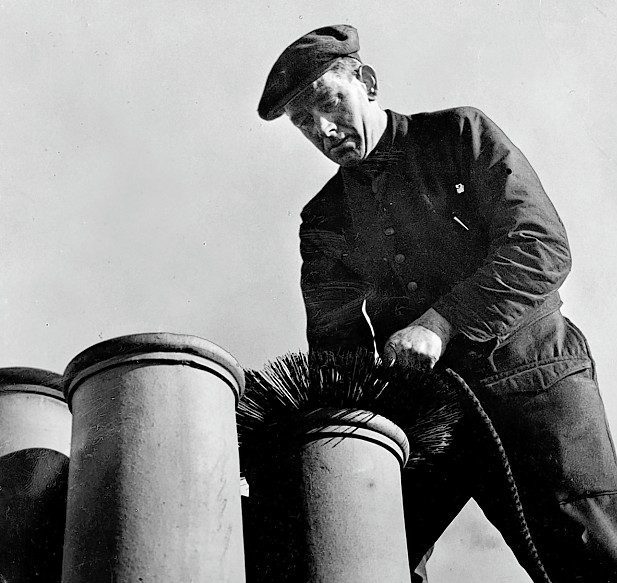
left=238, top=349, right=464, bottom=469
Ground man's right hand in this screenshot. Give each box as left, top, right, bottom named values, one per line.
left=383, top=308, right=454, bottom=371
left=383, top=324, right=443, bottom=371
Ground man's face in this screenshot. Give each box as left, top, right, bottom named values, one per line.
left=284, top=70, right=373, bottom=167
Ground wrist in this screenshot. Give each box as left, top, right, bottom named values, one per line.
left=411, top=308, right=456, bottom=346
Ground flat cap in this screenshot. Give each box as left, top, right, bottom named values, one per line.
left=258, top=24, right=360, bottom=121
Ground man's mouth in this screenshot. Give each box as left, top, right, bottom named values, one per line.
left=328, top=137, right=350, bottom=154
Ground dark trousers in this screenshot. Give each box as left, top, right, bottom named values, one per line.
left=404, top=311, right=617, bottom=583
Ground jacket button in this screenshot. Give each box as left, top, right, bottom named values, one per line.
left=394, top=253, right=406, bottom=264
left=406, top=281, right=418, bottom=292
left=494, top=321, right=508, bottom=336
left=384, top=227, right=395, bottom=236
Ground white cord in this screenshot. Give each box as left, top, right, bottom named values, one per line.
left=361, top=298, right=380, bottom=362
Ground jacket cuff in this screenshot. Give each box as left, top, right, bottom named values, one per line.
left=432, top=294, right=498, bottom=342
left=412, top=308, right=457, bottom=346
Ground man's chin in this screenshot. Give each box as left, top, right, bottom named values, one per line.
left=329, top=148, right=363, bottom=167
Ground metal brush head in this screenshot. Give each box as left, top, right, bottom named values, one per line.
left=238, top=348, right=464, bottom=469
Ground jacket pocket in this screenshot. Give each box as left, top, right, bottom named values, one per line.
left=480, top=357, right=592, bottom=395
left=472, top=357, right=617, bottom=500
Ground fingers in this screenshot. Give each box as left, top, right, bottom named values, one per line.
left=383, top=325, right=442, bottom=371
left=383, top=341, right=397, bottom=367
left=383, top=341, right=436, bottom=372
left=415, top=353, right=437, bottom=372
left=401, top=350, right=435, bottom=372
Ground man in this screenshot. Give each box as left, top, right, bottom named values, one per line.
left=258, top=25, right=617, bottom=582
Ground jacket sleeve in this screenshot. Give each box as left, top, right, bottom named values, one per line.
left=432, top=108, right=572, bottom=343
left=299, top=184, right=374, bottom=353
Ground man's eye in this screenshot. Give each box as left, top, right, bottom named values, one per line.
left=322, top=98, right=339, bottom=112
left=296, top=116, right=312, bottom=130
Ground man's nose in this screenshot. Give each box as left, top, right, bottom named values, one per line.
left=316, top=115, right=336, bottom=137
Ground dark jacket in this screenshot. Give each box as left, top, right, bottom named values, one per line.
left=299, top=107, right=571, bottom=368
left=299, top=108, right=617, bottom=579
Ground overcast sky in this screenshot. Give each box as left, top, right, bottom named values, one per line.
left=1, top=1, right=616, bottom=580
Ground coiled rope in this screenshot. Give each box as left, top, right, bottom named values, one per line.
left=444, top=367, right=552, bottom=583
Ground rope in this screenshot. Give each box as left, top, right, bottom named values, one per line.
left=444, top=368, right=553, bottom=583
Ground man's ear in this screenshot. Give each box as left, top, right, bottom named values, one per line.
left=357, top=64, right=379, bottom=100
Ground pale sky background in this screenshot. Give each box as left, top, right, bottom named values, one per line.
left=1, top=1, right=616, bottom=581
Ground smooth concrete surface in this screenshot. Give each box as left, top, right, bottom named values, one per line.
left=0, top=368, right=71, bottom=457
left=244, top=408, right=411, bottom=583
left=0, top=368, right=70, bottom=583
left=61, top=333, right=245, bottom=583
left=299, top=410, right=412, bottom=583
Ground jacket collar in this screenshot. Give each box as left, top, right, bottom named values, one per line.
left=342, top=109, right=408, bottom=179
